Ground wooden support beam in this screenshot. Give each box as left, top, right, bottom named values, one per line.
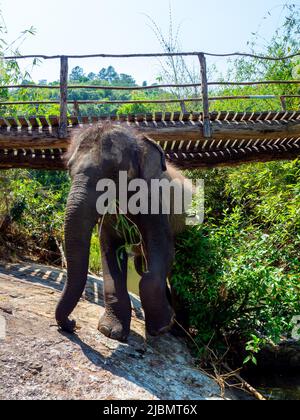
left=18, top=116, right=29, bottom=129
left=155, top=112, right=163, bottom=123
left=0, top=154, right=66, bottom=170
left=92, top=116, right=99, bottom=123
left=165, top=112, right=172, bottom=122
left=146, top=113, right=153, bottom=123
left=182, top=112, right=191, bottom=122
left=59, top=56, right=69, bottom=138
left=217, top=112, right=228, bottom=122
left=173, top=112, right=181, bottom=122
left=0, top=120, right=299, bottom=150
left=0, top=132, right=69, bottom=149
left=1, top=137, right=299, bottom=171
left=198, top=53, right=211, bottom=138
left=192, top=112, right=201, bottom=122
left=136, top=114, right=145, bottom=123
left=29, top=116, right=39, bottom=129
left=119, top=115, right=127, bottom=123
left=38, top=116, right=50, bottom=129
left=0, top=118, right=8, bottom=128
left=69, top=116, right=79, bottom=126
left=167, top=140, right=300, bottom=169
left=49, top=116, right=60, bottom=127
left=81, top=116, right=89, bottom=125
left=6, top=118, right=18, bottom=129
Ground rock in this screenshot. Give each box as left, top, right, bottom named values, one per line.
left=0, top=304, right=13, bottom=315
left=0, top=262, right=223, bottom=400
left=255, top=341, right=300, bottom=370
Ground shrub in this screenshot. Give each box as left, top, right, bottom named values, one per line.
left=172, top=160, right=300, bottom=361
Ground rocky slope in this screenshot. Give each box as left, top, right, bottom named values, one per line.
left=0, top=262, right=223, bottom=400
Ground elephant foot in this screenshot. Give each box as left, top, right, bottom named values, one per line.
left=98, top=311, right=130, bottom=342
left=145, top=306, right=175, bottom=337
left=140, top=275, right=175, bottom=337
left=57, top=318, right=76, bottom=334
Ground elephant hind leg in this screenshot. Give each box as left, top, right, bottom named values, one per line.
left=98, top=227, right=132, bottom=342
left=139, top=224, right=175, bottom=337
left=140, top=270, right=175, bottom=337
left=134, top=256, right=188, bottom=338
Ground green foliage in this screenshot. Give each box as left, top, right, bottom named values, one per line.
left=173, top=159, right=300, bottom=360
left=89, top=231, right=101, bottom=275
left=244, top=335, right=263, bottom=365
left=66, top=65, right=137, bottom=116
left=0, top=170, right=70, bottom=258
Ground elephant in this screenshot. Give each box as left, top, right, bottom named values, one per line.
left=55, top=122, right=191, bottom=342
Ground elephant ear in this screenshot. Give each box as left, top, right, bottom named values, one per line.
left=138, top=136, right=167, bottom=180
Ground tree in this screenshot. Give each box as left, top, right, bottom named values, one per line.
left=119, top=73, right=136, bottom=86
left=0, top=9, right=36, bottom=103
left=98, top=66, right=119, bottom=83
left=210, top=2, right=300, bottom=113
left=69, top=66, right=86, bottom=83
left=87, top=72, right=97, bottom=81
left=144, top=4, right=200, bottom=112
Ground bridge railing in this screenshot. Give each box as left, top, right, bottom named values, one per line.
left=0, top=51, right=300, bottom=138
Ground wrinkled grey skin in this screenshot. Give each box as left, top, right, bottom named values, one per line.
left=55, top=123, right=188, bottom=342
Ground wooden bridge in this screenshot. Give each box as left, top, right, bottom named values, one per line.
left=0, top=51, right=299, bottom=170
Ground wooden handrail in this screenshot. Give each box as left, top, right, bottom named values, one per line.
left=0, top=95, right=298, bottom=106
left=0, top=80, right=299, bottom=91
left=0, top=83, right=202, bottom=90
left=1, top=51, right=299, bottom=60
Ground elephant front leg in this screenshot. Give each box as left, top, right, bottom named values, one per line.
left=98, top=228, right=131, bottom=342
left=55, top=177, right=98, bottom=333
left=139, top=221, right=175, bottom=336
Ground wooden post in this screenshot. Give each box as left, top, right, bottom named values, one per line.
left=198, top=53, right=211, bottom=138
left=180, top=101, right=187, bottom=113
left=73, top=101, right=80, bottom=117
left=59, top=56, right=69, bottom=138
left=280, top=96, right=287, bottom=112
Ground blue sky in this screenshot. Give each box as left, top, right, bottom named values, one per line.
left=0, top=0, right=297, bottom=84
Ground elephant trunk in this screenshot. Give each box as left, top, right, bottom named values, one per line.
left=55, top=174, right=98, bottom=332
